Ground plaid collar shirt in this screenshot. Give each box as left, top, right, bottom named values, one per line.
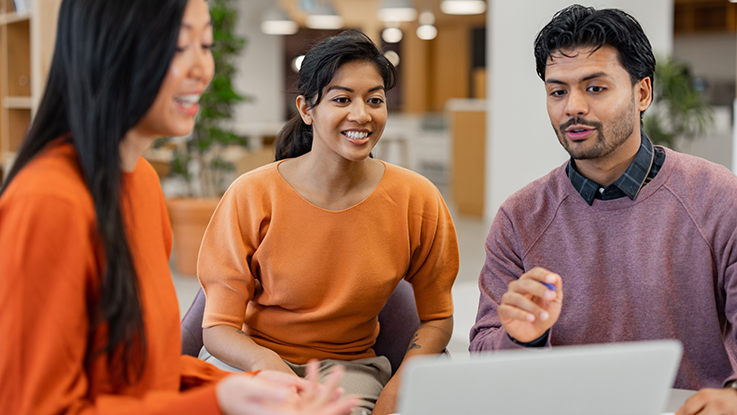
left=566, top=131, right=666, bottom=205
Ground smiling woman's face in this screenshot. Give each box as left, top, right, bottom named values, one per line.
left=133, top=0, right=214, bottom=139
left=297, top=60, right=387, bottom=163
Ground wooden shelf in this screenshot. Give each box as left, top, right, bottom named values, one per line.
left=0, top=0, right=61, bottom=177
left=0, top=12, right=30, bottom=25
left=3, top=96, right=31, bottom=109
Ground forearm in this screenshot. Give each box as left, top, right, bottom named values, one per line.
left=202, top=324, right=290, bottom=373
left=373, top=316, right=453, bottom=415
left=403, top=316, right=453, bottom=360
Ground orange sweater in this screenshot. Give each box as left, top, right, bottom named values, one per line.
left=0, top=142, right=227, bottom=415
left=199, top=161, right=459, bottom=364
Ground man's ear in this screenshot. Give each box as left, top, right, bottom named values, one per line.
left=636, top=77, right=653, bottom=112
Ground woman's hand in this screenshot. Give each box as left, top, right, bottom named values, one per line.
left=217, top=360, right=358, bottom=415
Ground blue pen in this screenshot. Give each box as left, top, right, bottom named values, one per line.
left=540, top=281, right=556, bottom=291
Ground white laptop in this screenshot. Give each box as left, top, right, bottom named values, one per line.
left=398, top=340, right=683, bottom=415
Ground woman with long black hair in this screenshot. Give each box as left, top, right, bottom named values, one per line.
left=0, top=1, right=355, bottom=414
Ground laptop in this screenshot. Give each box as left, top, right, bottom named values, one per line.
left=397, top=340, right=683, bottom=415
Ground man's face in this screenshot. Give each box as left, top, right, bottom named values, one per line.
left=544, top=45, right=651, bottom=162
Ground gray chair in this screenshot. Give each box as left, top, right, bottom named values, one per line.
left=181, top=279, right=423, bottom=376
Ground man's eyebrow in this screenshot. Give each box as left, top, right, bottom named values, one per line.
left=545, top=72, right=610, bottom=85
left=581, top=72, right=609, bottom=82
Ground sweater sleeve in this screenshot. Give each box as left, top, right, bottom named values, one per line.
left=0, top=192, right=222, bottom=415
left=198, top=181, right=258, bottom=330
left=469, top=207, right=551, bottom=351
left=721, top=225, right=737, bottom=385
left=405, top=186, right=459, bottom=321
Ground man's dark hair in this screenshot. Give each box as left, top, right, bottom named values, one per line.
left=534, top=4, right=655, bottom=88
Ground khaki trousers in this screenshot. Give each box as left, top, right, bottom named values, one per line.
left=199, top=347, right=392, bottom=415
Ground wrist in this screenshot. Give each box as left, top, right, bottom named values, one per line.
left=508, top=330, right=550, bottom=348
left=724, top=380, right=737, bottom=392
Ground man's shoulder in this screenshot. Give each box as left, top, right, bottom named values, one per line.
left=500, top=163, right=571, bottom=214
left=664, top=148, right=737, bottom=196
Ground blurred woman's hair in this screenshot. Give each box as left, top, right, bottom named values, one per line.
left=275, top=30, right=398, bottom=160
left=0, top=0, right=189, bottom=384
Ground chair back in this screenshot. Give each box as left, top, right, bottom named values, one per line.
left=180, top=279, right=421, bottom=376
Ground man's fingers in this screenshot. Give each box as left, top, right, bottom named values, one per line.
left=511, top=278, right=558, bottom=301
left=500, top=292, right=550, bottom=321
left=677, top=391, right=708, bottom=415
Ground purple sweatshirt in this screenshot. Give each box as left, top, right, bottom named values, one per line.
left=470, top=148, right=737, bottom=390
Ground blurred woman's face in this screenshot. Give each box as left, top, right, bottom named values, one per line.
left=134, top=0, right=214, bottom=138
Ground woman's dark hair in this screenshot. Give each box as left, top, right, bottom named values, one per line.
left=275, top=30, right=398, bottom=160
left=534, top=4, right=655, bottom=89
left=0, top=0, right=188, bottom=383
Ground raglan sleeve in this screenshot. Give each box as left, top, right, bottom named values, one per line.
left=404, top=184, right=459, bottom=321
left=469, top=206, right=544, bottom=351
left=198, top=176, right=262, bottom=330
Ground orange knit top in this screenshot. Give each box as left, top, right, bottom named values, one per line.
left=0, top=142, right=228, bottom=415
left=199, top=160, right=459, bottom=364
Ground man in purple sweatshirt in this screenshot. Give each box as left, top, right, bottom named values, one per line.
left=470, top=4, right=737, bottom=414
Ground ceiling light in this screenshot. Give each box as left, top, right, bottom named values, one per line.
left=416, top=25, right=437, bottom=40
left=440, top=0, right=487, bottom=15
left=377, top=0, right=418, bottom=22
left=384, top=51, right=400, bottom=67
left=305, top=2, right=344, bottom=29
left=293, top=55, right=305, bottom=73
left=382, top=27, right=404, bottom=43
left=260, top=7, right=298, bottom=35
left=418, top=11, right=435, bottom=26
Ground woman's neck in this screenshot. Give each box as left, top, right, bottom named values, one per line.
left=119, top=130, right=156, bottom=172
left=279, top=153, right=385, bottom=211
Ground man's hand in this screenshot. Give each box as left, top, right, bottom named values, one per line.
left=676, top=388, right=737, bottom=415
left=498, top=267, right=563, bottom=343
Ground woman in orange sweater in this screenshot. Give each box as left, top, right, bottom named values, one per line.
left=0, top=0, right=355, bottom=414
left=198, top=31, right=459, bottom=415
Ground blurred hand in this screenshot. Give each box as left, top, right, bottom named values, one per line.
left=217, top=360, right=358, bottom=415
left=676, top=388, right=737, bottom=415
left=498, top=267, right=563, bottom=343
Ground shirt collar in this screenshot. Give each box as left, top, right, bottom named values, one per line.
left=567, top=131, right=655, bottom=205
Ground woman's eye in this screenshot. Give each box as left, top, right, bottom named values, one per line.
left=369, top=98, right=385, bottom=105
left=333, top=97, right=349, bottom=104
left=202, top=43, right=213, bottom=50
left=175, top=46, right=188, bottom=53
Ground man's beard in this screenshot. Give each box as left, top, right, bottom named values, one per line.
left=554, top=96, right=636, bottom=160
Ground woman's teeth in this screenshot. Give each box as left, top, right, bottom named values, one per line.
left=175, top=94, right=201, bottom=108
left=344, top=131, right=369, bottom=140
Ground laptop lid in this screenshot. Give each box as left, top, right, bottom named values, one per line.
left=398, top=340, right=682, bottom=415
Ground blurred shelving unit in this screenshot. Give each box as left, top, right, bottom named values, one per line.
left=0, top=0, right=62, bottom=180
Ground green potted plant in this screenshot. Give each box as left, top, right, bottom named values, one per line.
left=643, top=55, right=713, bottom=149
left=166, top=0, right=250, bottom=275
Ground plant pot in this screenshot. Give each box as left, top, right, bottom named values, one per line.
left=167, top=197, right=221, bottom=276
